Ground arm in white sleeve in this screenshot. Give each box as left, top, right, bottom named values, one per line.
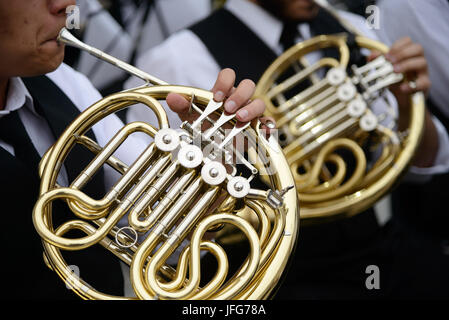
left=406, top=114, right=449, bottom=183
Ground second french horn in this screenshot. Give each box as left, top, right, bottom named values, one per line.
left=255, top=32, right=425, bottom=222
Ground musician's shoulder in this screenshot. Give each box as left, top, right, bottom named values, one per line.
left=130, top=29, right=219, bottom=89
left=46, top=63, right=103, bottom=111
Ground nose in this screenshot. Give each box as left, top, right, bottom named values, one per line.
left=49, top=0, right=77, bottom=16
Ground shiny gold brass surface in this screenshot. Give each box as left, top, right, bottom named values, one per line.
left=32, top=29, right=299, bottom=300
left=255, top=33, right=425, bottom=222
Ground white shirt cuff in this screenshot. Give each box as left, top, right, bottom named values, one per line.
left=405, top=115, right=449, bottom=183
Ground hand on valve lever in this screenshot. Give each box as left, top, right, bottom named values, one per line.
left=368, top=37, right=437, bottom=168
left=165, top=68, right=276, bottom=135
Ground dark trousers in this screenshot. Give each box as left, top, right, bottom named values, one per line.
left=275, top=210, right=389, bottom=300
left=274, top=209, right=449, bottom=300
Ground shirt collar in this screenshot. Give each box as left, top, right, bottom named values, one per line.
left=225, top=0, right=284, bottom=52
left=0, top=77, right=36, bottom=118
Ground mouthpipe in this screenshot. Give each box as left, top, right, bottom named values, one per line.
left=57, top=28, right=167, bottom=86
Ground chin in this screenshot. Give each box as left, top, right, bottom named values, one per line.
left=50, top=54, right=65, bottom=71
left=41, top=51, right=65, bottom=74
left=303, top=7, right=320, bottom=20
left=36, top=41, right=65, bottom=69
left=24, top=56, right=64, bottom=78
left=290, top=3, right=320, bottom=21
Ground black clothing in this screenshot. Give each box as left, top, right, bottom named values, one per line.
left=389, top=97, right=449, bottom=299
left=0, top=76, right=124, bottom=299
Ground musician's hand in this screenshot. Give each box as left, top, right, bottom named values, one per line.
left=369, top=38, right=437, bottom=168
left=166, top=68, right=267, bottom=125
left=385, top=37, right=430, bottom=96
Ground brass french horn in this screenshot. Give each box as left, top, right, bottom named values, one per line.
left=32, top=28, right=299, bottom=300
left=254, top=24, right=425, bottom=222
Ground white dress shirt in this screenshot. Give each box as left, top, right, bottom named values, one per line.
left=376, top=0, right=449, bottom=116
left=375, top=0, right=449, bottom=178
left=74, top=0, right=212, bottom=91
left=125, top=0, right=449, bottom=179
left=0, top=63, right=147, bottom=190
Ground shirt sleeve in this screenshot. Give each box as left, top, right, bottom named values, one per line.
left=374, top=0, right=449, bottom=181
left=405, top=114, right=449, bottom=183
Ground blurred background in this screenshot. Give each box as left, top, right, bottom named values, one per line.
left=66, top=0, right=213, bottom=96
left=65, top=0, right=378, bottom=96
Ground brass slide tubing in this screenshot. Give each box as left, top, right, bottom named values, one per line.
left=255, top=34, right=425, bottom=221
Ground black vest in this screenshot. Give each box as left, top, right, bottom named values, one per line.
left=0, top=76, right=123, bottom=300
left=189, top=8, right=363, bottom=84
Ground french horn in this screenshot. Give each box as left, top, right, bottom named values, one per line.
left=254, top=22, right=425, bottom=222
left=32, top=28, right=299, bottom=300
